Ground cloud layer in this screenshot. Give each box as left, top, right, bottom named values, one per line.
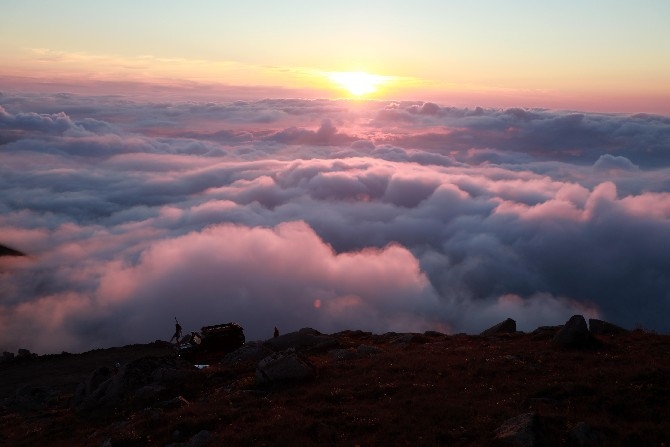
left=1, top=93, right=669, bottom=353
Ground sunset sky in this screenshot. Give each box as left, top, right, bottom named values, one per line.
left=1, top=2, right=670, bottom=354
left=2, top=0, right=670, bottom=112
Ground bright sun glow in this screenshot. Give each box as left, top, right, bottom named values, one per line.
left=328, top=71, right=390, bottom=96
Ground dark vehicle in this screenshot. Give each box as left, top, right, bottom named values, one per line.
left=177, top=322, right=245, bottom=362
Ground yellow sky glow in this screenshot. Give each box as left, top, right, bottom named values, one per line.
left=327, top=71, right=393, bottom=97
left=1, top=2, right=670, bottom=112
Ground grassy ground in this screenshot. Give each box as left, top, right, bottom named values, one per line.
left=1, top=329, right=669, bottom=446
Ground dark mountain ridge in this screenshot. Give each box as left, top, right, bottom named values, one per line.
left=1, top=317, right=669, bottom=446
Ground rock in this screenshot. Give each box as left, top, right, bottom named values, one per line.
left=588, top=319, right=627, bottom=336
left=530, top=326, right=562, bottom=340
left=256, top=350, right=315, bottom=384
left=160, top=395, right=190, bottom=409
left=74, top=355, right=195, bottom=410
left=481, top=318, right=517, bottom=336
left=568, top=421, right=605, bottom=446
left=330, top=344, right=382, bottom=361
left=165, top=430, right=210, bottom=447
left=10, top=386, right=59, bottom=411
left=222, top=342, right=273, bottom=365
left=390, top=334, right=416, bottom=344
left=357, top=344, right=382, bottom=356
left=263, top=328, right=338, bottom=353
left=0, top=244, right=25, bottom=257
left=187, top=430, right=211, bottom=447
left=134, top=384, right=166, bottom=399
left=72, top=366, right=113, bottom=406
left=329, top=349, right=356, bottom=360
left=553, top=315, right=591, bottom=348
left=494, top=412, right=539, bottom=447
left=423, top=330, right=444, bottom=337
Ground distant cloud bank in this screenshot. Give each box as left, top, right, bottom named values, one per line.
left=1, top=93, right=669, bottom=353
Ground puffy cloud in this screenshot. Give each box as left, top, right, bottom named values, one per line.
left=266, top=118, right=357, bottom=146
left=1, top=92, right=669, bottom=353
left=593, top=154, right=639, bottom=171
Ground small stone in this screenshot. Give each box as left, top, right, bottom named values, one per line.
left=161, top=395, right=190, bottom=409
left=494, top=412, right=538, bottom=447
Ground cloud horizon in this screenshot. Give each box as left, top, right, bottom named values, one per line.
left=1, top=92, right=669, bottom=354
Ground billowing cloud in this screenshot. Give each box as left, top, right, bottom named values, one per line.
left=1, top=93, right=669, bottom=353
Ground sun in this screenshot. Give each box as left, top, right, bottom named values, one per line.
left=327, top=71, right=390, bottom=97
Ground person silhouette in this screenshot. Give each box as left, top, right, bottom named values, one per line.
left=274, top=326, right=279, bottom=338
left=171, top=318, right=183, bottom=344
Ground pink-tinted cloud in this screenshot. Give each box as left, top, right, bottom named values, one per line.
left=1, top=93, right=669, bottom=353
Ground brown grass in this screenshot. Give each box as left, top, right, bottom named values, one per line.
left=1, top=330, right=669, bottom=446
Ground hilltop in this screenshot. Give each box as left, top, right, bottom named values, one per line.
left=1, top=318, right=669, bottom=446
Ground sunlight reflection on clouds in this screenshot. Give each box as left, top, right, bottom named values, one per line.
left=1, top=95, right=669, bottom=353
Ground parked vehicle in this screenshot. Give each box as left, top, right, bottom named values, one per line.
left=177, top=322, right=245, bottom=362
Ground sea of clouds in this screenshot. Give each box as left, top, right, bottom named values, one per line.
left=1, top=91, right=669, bottom=354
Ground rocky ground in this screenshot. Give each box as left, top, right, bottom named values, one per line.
left=1, top=316, right=669, bottom=446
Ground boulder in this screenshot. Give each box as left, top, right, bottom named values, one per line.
left=160, top=395, right=190, bottom=409
left=494, top=412, right=539, bottom=447
left=588, top=319, right=627, bottom=336
left=568, top=421, right=605, bottom=446
left=357, top=344, right=382, bottom=356
left=481, top=318, right=517, bottom=336
left=423, top=330, right=444, bottom=337
left=256, top=350, right=315, bottom=384
left=390, top=333, right=418, bottom=344
left=553, top=315, right=591, bottom=348
left=263, top=328, right=338, bottom=353
left=165, top=430, right=210, bottom=447
left=74, top=355, right=195, bottom=410
left=10, top=386, right=59, bottom=411
left=222, top=342, right=273, bottom=366
left=329, top=348, right=357, bottom=361
left=530, top=326, right=562, bottom=340
left=72, top=366, right=113, bottom=406
left=330, top=344, right=382, bottom=361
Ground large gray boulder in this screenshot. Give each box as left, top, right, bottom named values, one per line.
left=222, top=342, right=273, bottom=366
left=263, top=327, right=338, bottom=353
left=553, top=315, right=591, bottom=348
left=530, top=325, right=562, bottom=340
left=588, top=319, right=627, bottom=336
left=256, top=350, right=315, bottom=384
left=481, top=318, right=517, bottom=336
left=73, top=366, right=113, bottom=406
left=74, top=356, right=194, bottom=410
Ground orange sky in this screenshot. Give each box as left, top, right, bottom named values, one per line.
left=2, top=1, right=669, bottom=113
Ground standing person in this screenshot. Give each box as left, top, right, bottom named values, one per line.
left=273, top=326, right=279, bottom=338
left=171, top=318, right=183, bottom=344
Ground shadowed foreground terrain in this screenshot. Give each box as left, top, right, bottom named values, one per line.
left=1, top=321, right=669, bottom=446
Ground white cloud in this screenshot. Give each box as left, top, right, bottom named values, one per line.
left=1, top=94, right=670, bottom=353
